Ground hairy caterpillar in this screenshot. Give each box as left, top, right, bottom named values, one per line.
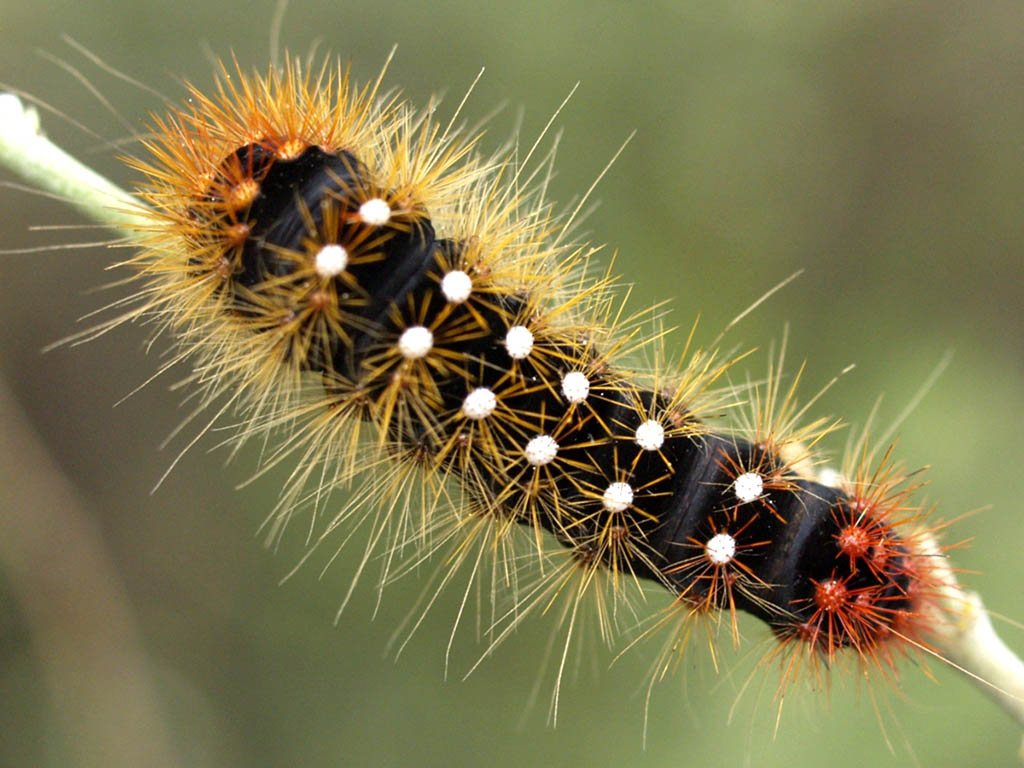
left=2, top=7, right=1024, bottom=768
left=117, top=55, right=947, bottom=676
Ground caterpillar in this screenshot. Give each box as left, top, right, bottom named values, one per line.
left=80, top=56, right=941, bottom=674
left=2, top=14, right=1023, bottom=768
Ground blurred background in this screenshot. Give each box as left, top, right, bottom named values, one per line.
left=1, top=1, right=1022, bottom=766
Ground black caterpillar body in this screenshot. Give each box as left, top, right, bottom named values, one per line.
left=184, top=135, right=922, bottom=658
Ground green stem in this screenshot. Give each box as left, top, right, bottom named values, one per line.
left=0, top=92, right=146, bottom=234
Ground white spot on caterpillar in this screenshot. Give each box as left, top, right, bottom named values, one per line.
left=705, top=533, right=736, bottom=565
left=733, top=472, right=764, bottom=503
left=560, top=371, right=590, bottom=403
left=441, top=270, right=472, bottom=303
left=358, top=197, right=391, bottom=226
left=461, top=387, right=496, bottom=420
left=602, top=482, right=634, bottom=513
left=524, top=434, right=558, bottom=466
left=314, top=243, right=348, bottom=277
left=818, top=467, right=842, bottom=488
left=397, top=326, right=433, bottom=359
left=635, top=419, right=665, bottom=451
left=505, top=325, right=534, bottom=360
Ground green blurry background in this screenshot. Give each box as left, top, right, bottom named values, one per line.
left=1, top=1, right=1022, bottom=766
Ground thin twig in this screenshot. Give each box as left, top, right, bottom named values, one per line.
left=0, top=92, right=146, bottom=233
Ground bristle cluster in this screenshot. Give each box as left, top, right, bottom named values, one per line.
left=113, top=56, right=948, bottom=704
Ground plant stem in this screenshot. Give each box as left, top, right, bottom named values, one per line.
left=0, top=92, right=146, bottom=234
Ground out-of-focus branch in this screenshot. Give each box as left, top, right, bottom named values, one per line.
left=0, top=374, right=180, bottom=768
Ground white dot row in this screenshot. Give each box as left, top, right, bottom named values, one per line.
left=313, top=195, right=477, bottom=306
left=320, top=256, right=474, bottom=312
left=461, top=387, right=666, bottom=450
left=313, top=197, right=392, bottom=278
left=299, top=202, right=746, bottom=563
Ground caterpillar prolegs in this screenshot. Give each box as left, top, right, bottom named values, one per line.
left=129, top=62, right=938, bottom=677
